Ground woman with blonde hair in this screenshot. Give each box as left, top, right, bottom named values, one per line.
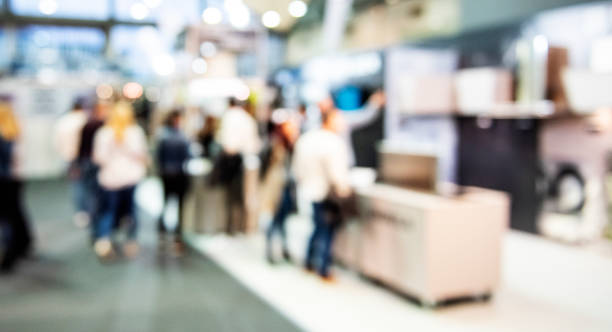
left=0, top=101, right=33, bottom=272
left=92, top=101, right=148, bottom=260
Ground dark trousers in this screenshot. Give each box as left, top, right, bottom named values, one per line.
left=225, top=170, right=244, bottom=235
left=0, top=179, right=33, bottom=271
left=96, top=186, right=137, bottom=240
left=305, top=201, right=339, bottom=277
left=158, top=174, right=188, bottom=240
left=266, top=181, right=293, bottom=256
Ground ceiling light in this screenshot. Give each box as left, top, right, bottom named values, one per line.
left=152, top=54, right=176, bottom=76
left=288, top=0, right=307, bottom=18
left=38, top=0, right=58, bottom=15
left=192, top=58, right=208, bottom=74
left=228, top=4, right=251, bottom=30
left=262, top=10, right=281, bottom=28
left=202, top=7, right=223, bottom=25
left=96, top=84, right=114, bottom=100
left=130, top=2, right=149, bottom=20
left=123, top=82, right=144, bottom=99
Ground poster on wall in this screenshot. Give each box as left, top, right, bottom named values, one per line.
left=0, top=78, right=95, bottom=178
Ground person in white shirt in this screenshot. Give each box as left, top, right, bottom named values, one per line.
left=92, top=102, right=148, bottom=260
left=53, top=99, right=88, bottom=227
left=216, top=98, right=261, bottom=156
left=292, top=109, right=352, bottom=280
left=215, top=98, right=261, bottom=234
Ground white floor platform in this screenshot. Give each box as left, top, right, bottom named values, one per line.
left=186, top=216, right=612, bottom=332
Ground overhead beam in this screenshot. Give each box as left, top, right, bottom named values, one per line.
left=0, top=14, right=156, bottom=29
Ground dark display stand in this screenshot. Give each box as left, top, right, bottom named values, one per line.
left=457, top=117, right=543, bottom=233
left=351, top=110, right=385, bottom=168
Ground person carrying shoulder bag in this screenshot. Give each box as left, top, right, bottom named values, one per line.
left=293, top=110, right=352, bottom=281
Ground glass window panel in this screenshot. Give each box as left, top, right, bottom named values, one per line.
left=10, top=0, right=110, bottom=20
left=109, top=25, right=163, bottom=78
left=14, top=25, right=106, bottom=73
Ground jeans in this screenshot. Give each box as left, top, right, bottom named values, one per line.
left=266, top=181, right=293, bottom=257
left=77, top=159, right=100, bottom=240
left=96, top=186, right=137, bottom=240
left=78, top=160, right=100, bottom=217
left=72, top=175, right=87, bottom=215
left=305, top=201, right=338, bottom=277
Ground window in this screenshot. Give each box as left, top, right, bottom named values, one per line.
left=109, top=25, right=162, bottom=78
left=113, top=0, right=200, bottom=24
left=14, top=25, right=106, bottom=73
left=10, top=0, right=110, bottom=20
left=0, top=29, right=9, bottom=71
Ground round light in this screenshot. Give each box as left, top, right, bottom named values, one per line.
left=288, top=0, right=307, bottom=18
left=130, top=2, right=149, bottom=20
left=199, top=42, right=217, bottom=58
left=143, top=0, right=162, bottom=9
left=202, top=7, right=222, bottom=25
left=192, top=58, right=208, bottom=74
left=37, top=68, right=58, bottom=85
left=96, top=84, right=114, bottom=100
left=229, top=5, right=251, bottom=29
left=38, top=0, right=58, bottom=15
left=262, top=11, right=281, bottom=28
left=152, top=54, right=176, bottom=76
left=123, top=82, right=144, bottom=99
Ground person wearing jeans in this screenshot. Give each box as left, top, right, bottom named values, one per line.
left=92, top=102, right=148, bottom=260
left=266, top=180, right=294, bottom=263
left=304, top=200, right=342, bottom=277
left=293, top=108, right=351, bottom=281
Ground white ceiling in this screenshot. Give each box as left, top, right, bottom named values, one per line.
left=243, top=0, right=309, bottom=31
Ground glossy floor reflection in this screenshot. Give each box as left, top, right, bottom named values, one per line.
left=0, top=180, right=300, bottom=332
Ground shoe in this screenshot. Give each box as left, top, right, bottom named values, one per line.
left=73, top=212, right=90, bottom=229
left=123, top=241, right=140, bottom=259
left=304, top=264, right=315, bottom=274
left=94, top=238, right=114, bottom=260
left=173, top=240, right=185, bottom=256
left=282, top=250, right=292, bottom=263
left=266, top=253, right=276, bottom=265
left=320, top=274, right=337, bottom=284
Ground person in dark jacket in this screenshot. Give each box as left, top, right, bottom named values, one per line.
left=0, top=102, right=33, bottom=273
left=76, top=102, right=108, bottom=242
left=156, top=110, right=191, bottom=250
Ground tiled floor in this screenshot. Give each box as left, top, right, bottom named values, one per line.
left=0, top=180, right=300, bottom=332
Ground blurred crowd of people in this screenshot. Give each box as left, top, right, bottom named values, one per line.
left=0, top=87, right=385, bottom=280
